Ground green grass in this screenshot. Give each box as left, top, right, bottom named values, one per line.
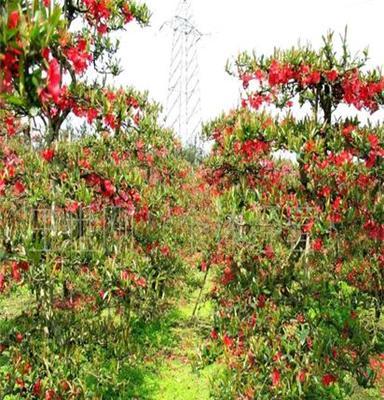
left=148, top=360, right=219, bottom=400
left=0, top=282, right=220, bottom=399
left=0, top=283, right=382, bottom=399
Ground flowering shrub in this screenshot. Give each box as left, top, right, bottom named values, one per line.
left=0, top=0, right=202, bottom=397
left=0, top=0, right=149, bottom=143
left=0, top=102, right=196, bottom=396
left=203, top=34, right=384, bottom=399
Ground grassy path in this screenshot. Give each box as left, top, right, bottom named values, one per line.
left=138, top=287, right=220, bottom=400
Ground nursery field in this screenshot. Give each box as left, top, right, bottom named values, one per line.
left=1, top=0, right=384, bottom=398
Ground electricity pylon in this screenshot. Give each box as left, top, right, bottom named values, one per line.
left=162, top=0, right=203, bottom=148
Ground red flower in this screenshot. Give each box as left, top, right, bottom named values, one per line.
left=241, top=73, right=253, bottom=89
left=31, top=379, right=42, bottom=395
left=65, top=38, right=93, bottom=74
left=122, top=3, right=134, bottom=23
left=210, top=329, right=218, bottom=340
left=0, top=274, right=5, bottom=292
left=296, top=313, right=305, bottom=323
left=273, top=351, right=282, bottom=362
left=86, top=108, right=99, bottom=124
left=264, top=245, right=275, bottom=260
left=312, top=238, right=323, bottom=252
left=66, top=201, right=79, bottom=214
left=16, top=378, right=25, bottom=388
left=303, top=219, right=314, bottom=233
left=5, top=116, right=16, bottom=136
left=135, top=205, right=149, bottom=223
left=268, top=60, right=294, bottom=86
left=308, top=71, right=321, bottom=85
left=12, top=261, right=21, bottom=282
left=135, top=277, right=146, bottom=288
left=121, top=270, right=130, bottom=281
left=221, top=266, right=235, bottom=285
left=104, top=113, right=117, bottom=129
left=15, top=332, right=23, bottom=343
left=368, top=134, right=379, bottom=148
left=127, top=96, right=139, bottom=108
left=47, top=58, right=61, bottom=103
left=271, top=368, right=281, bottom=387
left=325, top=69, right=338, bottom=82
left=342, top=124, right=355, bottom=139
left=102, top=179, right=116, bottom=197
left=97, top=23, right=108, bottom=34
left=223, top=334, right=233, bottom=348
left=60, top=380, right=70, bottom=392
left=18, top=261, right=29, bottom=271
left=297, top=370, right=307, bottom=383
left=8, top=11, right=20, bottom=29
left=160, top=245, right=170, bottom=257
left=45, top=389, right=56, bottom=400
left=322, top=373, right=337, bottom=386
left=41, top=48, right=50, bottom=60
left=13, top=181, right=25, bottom=196
left=200, top=261, right=208, bottom=272
left=42, top=148, right=55, bottom=162
left=0, top=180, right=6, bottom=196
left=257, top=294, right=266, bottom=308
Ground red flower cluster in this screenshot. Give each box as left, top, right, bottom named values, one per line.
left=41, top=148, right=55, bottom=162
left=244, top=60, right=333, bottom=90
left=82, top=0, right=111, bottom=33
left=65, top=38, right=93, bottom=75
left=0, top=261, right=29, bottom=291
left=120, top=270, right=147, bottom=288
left=5, top=116, right=17, bottom=136
left=342, top=70, right=384, bottom=112
left=1, top=47, right=22, bottom=94
left=268, top=60, right=295, bottom=86
left=234, top=139, right=270, bottom=161
left=364, top=220, right=384, bottom=241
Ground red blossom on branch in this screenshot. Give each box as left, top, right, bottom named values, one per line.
left=47, top=58, right=61, bottom=104
left=7, top=11, right=20, bottom=29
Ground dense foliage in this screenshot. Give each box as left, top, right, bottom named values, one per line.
left=0, top=0, right=200, bottom=397
left=203, top=34, right=383, bottom=399
left=0, top=0, right=383, bottom=398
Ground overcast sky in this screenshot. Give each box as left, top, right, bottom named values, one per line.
left=116, top=0, right=384, bottom=124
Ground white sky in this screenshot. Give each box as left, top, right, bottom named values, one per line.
left=116, top=0, right=384, bottom=124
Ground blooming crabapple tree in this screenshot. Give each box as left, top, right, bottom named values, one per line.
left=0, top=0, right=149, bottom=144
left=203, top=33, right=384, bottom=399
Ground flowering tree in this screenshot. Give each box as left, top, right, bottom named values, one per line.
left=0, top=109, right=195, bottom=396
left=0, top=0, right=201, bottom=397
left=0, top=0, right=149, bottom=144
left=203, top=33, right=384, bottom=399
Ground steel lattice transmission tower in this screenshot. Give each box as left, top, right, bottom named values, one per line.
left=162, top=0, right=203, bottom=148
